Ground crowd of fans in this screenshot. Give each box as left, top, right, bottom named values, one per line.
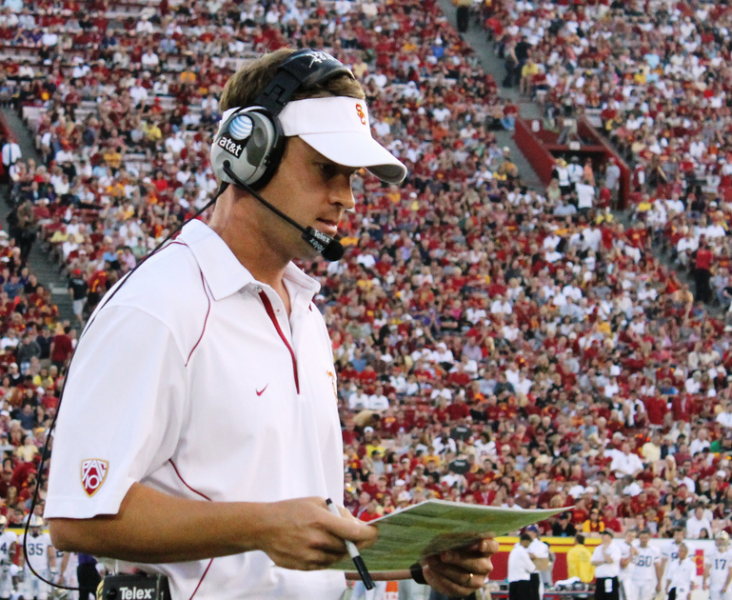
left=0, top=207, right=73, bottom=526
left=486, top=0, right=732, bottom=315
left=0, top=0, right=729, bottom=559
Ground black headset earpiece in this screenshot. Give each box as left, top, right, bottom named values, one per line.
left=210, top=49, right=355, bottom=191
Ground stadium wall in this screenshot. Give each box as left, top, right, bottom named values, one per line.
left=491, top=537, right=712, bottom=583
left=513, top=117, right=631, bottom=210
left=513, top=118, right=557, bottom=185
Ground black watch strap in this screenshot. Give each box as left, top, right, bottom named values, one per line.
left=410, top=562, right=426, bottom=585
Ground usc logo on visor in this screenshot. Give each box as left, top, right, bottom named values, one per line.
left=355, top=103, right=366, bottom=125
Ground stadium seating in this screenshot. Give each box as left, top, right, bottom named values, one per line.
left=0, top=0, right=727, bottom=544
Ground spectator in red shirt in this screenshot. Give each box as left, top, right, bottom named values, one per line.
left=695, top=241, right=714, bottom=303
left=49, top=323, right=74, bottom=370
left=602, top=506, right=623, bottom=533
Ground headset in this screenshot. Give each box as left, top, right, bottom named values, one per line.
left=209, top=48, right=355, bottom=261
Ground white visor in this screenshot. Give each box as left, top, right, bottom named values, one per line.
left=278, top=97, right=407, bottom=184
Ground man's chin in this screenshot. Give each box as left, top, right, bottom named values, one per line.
left=294, top=240, right=321, bottom=261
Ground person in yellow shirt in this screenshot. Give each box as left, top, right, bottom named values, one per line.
left=567, top=534, right=595, bottom=583
left=103, top=146, right=123, bottom=171
left=141, top=120, right=162, bottom=146
left=521, top=59, right=540, bottom=96
left=180, top=69, right=196, bottom=84
left=582, top=509, right=606, bottom=534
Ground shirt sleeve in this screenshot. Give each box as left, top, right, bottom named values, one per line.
left=523, top=551, right=537, bottom=573
left=45, top=306, right=188, bottom=519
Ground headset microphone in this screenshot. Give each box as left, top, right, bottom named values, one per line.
left=222, top=162, right=345, bottom=262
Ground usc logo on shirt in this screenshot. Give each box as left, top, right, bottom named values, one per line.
left=326, top=370, right=338, bottom=400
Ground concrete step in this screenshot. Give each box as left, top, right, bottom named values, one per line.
left=434, top=0, right=544, bottom=191
left=1, top=107, right=75, bottom=322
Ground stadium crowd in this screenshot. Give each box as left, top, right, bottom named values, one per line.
left=486, top=0, right=732, bottom=315
left=0, top=0, right=727, bottom=575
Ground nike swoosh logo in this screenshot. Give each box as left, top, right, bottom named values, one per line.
left=256, top=385, right=268, bottom=396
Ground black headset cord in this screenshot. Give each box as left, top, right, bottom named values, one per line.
left=23, top=182, right=228, bottom=592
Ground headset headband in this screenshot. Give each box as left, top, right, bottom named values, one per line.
left=255, top=49, right=355, bottom=116
left=210, top=48, right=406, bottom=192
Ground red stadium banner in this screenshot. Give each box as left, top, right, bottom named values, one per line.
left=695, top=548, right=705, bottom=576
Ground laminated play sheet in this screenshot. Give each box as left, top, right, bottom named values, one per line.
left=330, top=500, right=566, bottom=572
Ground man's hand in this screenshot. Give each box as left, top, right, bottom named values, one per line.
left=422, top=538, right=498, bottom=598
left=256, top=497, right=377, bottom=571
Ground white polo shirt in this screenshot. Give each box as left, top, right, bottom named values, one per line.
left=667, top=557, right=696, bottom=594
left=45, top=220, right=346, bottom=600
left=592, top=543, right=621, bottom=578
left=508, top=544, right=536, bottom=582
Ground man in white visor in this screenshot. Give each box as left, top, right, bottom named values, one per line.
left=46, top=48, right=497, bottom=600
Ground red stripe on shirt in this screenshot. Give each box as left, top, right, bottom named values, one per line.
left=259, top=290, right=300, bottom=394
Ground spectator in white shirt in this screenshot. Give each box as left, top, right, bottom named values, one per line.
left=514, top=374, right=533, bottom=396
left=610, top=442, right=644, bottom=478
left=1, top=140, right=20, bottom=169
left=348, top=388, right=369, bottom=411
left=686, top=505, right=712, bottom=539
left=490, top=295, right=513, bottom=315
left=689, top=428, right=710, bottom=456
left=41, top=29, right=58, bottom=46
left=576, top=182, right=595, bottom=210
left=201, top=94, right=219, bottom=114
left=141, top=49, right=160, bottom=70
left=677, top=233, right=698, bottom=266
left=367, top=385, right=389, bottom=412
left=136, top=15, right=154, bottom=34
left=129, top=81, right=149, bottom=106
left=432, top=342, right=455, bottom=367
left=430, top=384, right=453, bottom=403
left=717, top=402, right=732, bottom=428
left=432, top=103, right=451, bottom=123
left=165, top=132, right=186, bottom=155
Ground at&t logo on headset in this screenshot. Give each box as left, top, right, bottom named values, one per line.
left=218, top=114, right=255, bottom=158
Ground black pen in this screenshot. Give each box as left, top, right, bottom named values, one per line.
left=325, top=498, right=374, bottom=590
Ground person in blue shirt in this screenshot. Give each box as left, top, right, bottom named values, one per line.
left=2, top=0, right=22, bottom=14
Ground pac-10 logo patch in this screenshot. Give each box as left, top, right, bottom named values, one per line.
left=81, top=458, right=108, bottom=497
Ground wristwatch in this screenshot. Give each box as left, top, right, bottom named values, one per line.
left=410, top=562, right=426, bottom=585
